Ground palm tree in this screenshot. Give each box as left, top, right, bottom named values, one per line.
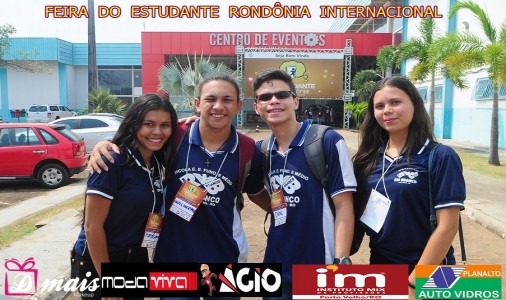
left=442, top=0, right=506, bottom=165
left=158, top=53, right=237, bottom=111
left=352, top=69, right=381, bottom=102
left=88, top=88, right=126, bottom=115
left=376, top=45, right=400, bottom=77
left=397, top=17, right=441, bottom=128
left=88, top=0, right=98, bottom=112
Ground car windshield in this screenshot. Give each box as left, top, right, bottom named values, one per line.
left=29, top=106, right=47, bottom=112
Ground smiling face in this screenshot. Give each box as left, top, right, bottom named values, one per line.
left=373, top=85, right=415, bottom=138
left=136, top=109, right=172, bottom=163
left=253, top=79, right=299, bottom=125
left=194, top=79, right=242, bottom=131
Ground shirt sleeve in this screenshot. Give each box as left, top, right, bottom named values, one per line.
left=86, top=152, right=123, bottom=200
left=323, top=130, right=357, bottom=197
left=432, top=145, right=466, bottom=210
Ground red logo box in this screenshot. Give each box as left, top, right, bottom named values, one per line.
left=293, top=264, right=408, bottom=299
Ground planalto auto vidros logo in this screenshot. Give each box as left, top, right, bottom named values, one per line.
left=415, top=265, right=502, bottom=299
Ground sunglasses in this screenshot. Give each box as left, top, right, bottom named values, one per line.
left=255, top=91, right=295, bottom=102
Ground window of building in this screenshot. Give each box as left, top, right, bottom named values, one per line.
left=474, top=78, right=506, bottom=100
left=98, top=66, right=141, bottom=99
left=417, top=87, right=428, bottom=102
left=434, top=85, right=443, bottom=103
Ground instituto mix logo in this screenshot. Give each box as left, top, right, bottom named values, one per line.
left=293, top=264, right=408, bottom=299
left=415, top=265, right=502, bottom=299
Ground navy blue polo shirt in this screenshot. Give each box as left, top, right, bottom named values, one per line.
left=154, top=120, right=264, bottom=263
left=74, top=149, right=164, bottom=256
left=361, top=141, right=466, bottom=265
left=260, top=121, right=357, bottom=283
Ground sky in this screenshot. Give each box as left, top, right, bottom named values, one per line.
left=1, top=0, right=345, bottom=43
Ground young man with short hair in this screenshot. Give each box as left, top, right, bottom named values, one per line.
left=252, top=69, right=357, bottom=299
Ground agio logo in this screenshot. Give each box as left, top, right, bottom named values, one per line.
left=415, top=265, right=502, bottom=299
left=292, top=264, right=408, bottom=299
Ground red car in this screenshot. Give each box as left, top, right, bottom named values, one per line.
left=0, top=123, right=89, bottom=188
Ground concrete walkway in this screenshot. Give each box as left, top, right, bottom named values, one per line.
left=0, top=129, right=505, bottom=299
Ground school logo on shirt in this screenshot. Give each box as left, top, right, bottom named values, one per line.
left=269, top=170, right=308, bottom=207
left=414, top=265, right=502, bottom=299
left=394, top=168, right=418, bottom=184
left=292, top=264, right=408, bottom=299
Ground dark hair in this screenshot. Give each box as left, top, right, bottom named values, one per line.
left=353, top=76, right=435, bottom=182
left=252, top=68, right=297, bottom=97
left=112, top=93, right=178, bottom=166
left=196, top=73, right=241, bottom=101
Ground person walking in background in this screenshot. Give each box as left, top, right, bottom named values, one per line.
left=71, top=93, right=177, bottom=299
left=352, top=76, right=465, bottom=300
left=252, top=69, right=356, bottom=299
left=304, top=106, right=313, bottom=124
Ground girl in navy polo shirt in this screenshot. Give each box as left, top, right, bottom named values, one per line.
left=353, top=76, right=465, bottom=298
left=71, top=93, right=177, bottom=299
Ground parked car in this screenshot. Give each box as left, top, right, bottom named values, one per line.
left=0, top=123, right=88, bottom=188
left=26, top=104, right=77, bottom=123
left=50, top=115, right=121, bottom=152
left=87, top=113, right=124, bottom=122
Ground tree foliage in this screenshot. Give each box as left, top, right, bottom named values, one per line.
left=84, top=88, right=127, bottom=115
left=158, top=53, right=238, bottom=110
left=352, top=69, right=381, bottom=102
left=439, top=0, right=506, bottom=165
left=0, top=24, right=52, bottom=73
left=397, top=17, right=442, bottom=128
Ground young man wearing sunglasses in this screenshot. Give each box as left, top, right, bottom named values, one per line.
left=252, top=69, right=357, bottom=299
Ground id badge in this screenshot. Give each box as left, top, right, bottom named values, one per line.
left=141, top=212, right=163, bottom=249
left=271, top=189, right=287, bottom=226
left=169, top=181, right=207, bottom=221
left=360, top=189, right=391, bottom=233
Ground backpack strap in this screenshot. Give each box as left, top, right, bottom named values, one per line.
left=303, top=124, right=331, bottom=188
left=428, top=144, right=466, bottom=263
left=237, top=132, right=255, bottom=211
left=260, top=136, right=271, bottom=190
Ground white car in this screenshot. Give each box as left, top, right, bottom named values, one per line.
left=26, top=104, right=77, bottom=122
left=50, top=115, right=121, bottom=152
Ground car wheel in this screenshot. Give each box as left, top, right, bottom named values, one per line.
left=37, top=163, right=69, bottom=189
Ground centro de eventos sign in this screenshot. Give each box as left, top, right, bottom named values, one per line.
left=209, top=33, right=326, bottom=47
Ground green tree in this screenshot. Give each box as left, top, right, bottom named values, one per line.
left=86, top=88, right=126, bottom=115
left=0, top=24, right=50, bottom=73
left=345, top=102, right=368, bottom=129
left=376, top=45, right=400, bottom=77
left=397, top=17, right=442, bottom=128
left=352, top=69, right=381, bottom=102
left=158, top=53, right=237, bottom=110
left=441, top=0, right=506, bottom=165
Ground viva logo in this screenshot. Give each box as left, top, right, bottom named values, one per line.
left=415, top=265, right=502, bottom=299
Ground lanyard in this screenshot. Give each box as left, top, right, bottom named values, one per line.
left=128, top=148, right=165, bottom=215
left=184, top=124, right=229, bottom=182
left=374, top=142, right=398, bottom=200
left=268, top=136, right=290, bottom=194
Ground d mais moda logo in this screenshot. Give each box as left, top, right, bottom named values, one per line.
left=415, top=265, right=502, bottom=299
left=4, top=257, right=38, bottom=296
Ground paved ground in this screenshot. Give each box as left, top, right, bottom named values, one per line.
left=0, top=128, right=505, bottom=299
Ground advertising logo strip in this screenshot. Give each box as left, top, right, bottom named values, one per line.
left=415, top=265, right=502, bottom=299
left=100, top=262, right=282, bottom=298
left=293, top=264, right=408, bottom=299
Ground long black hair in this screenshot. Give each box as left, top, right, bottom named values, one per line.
left=112, top=93, right=178, bottom=166
left=353, top=75, right=435, bottom=186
